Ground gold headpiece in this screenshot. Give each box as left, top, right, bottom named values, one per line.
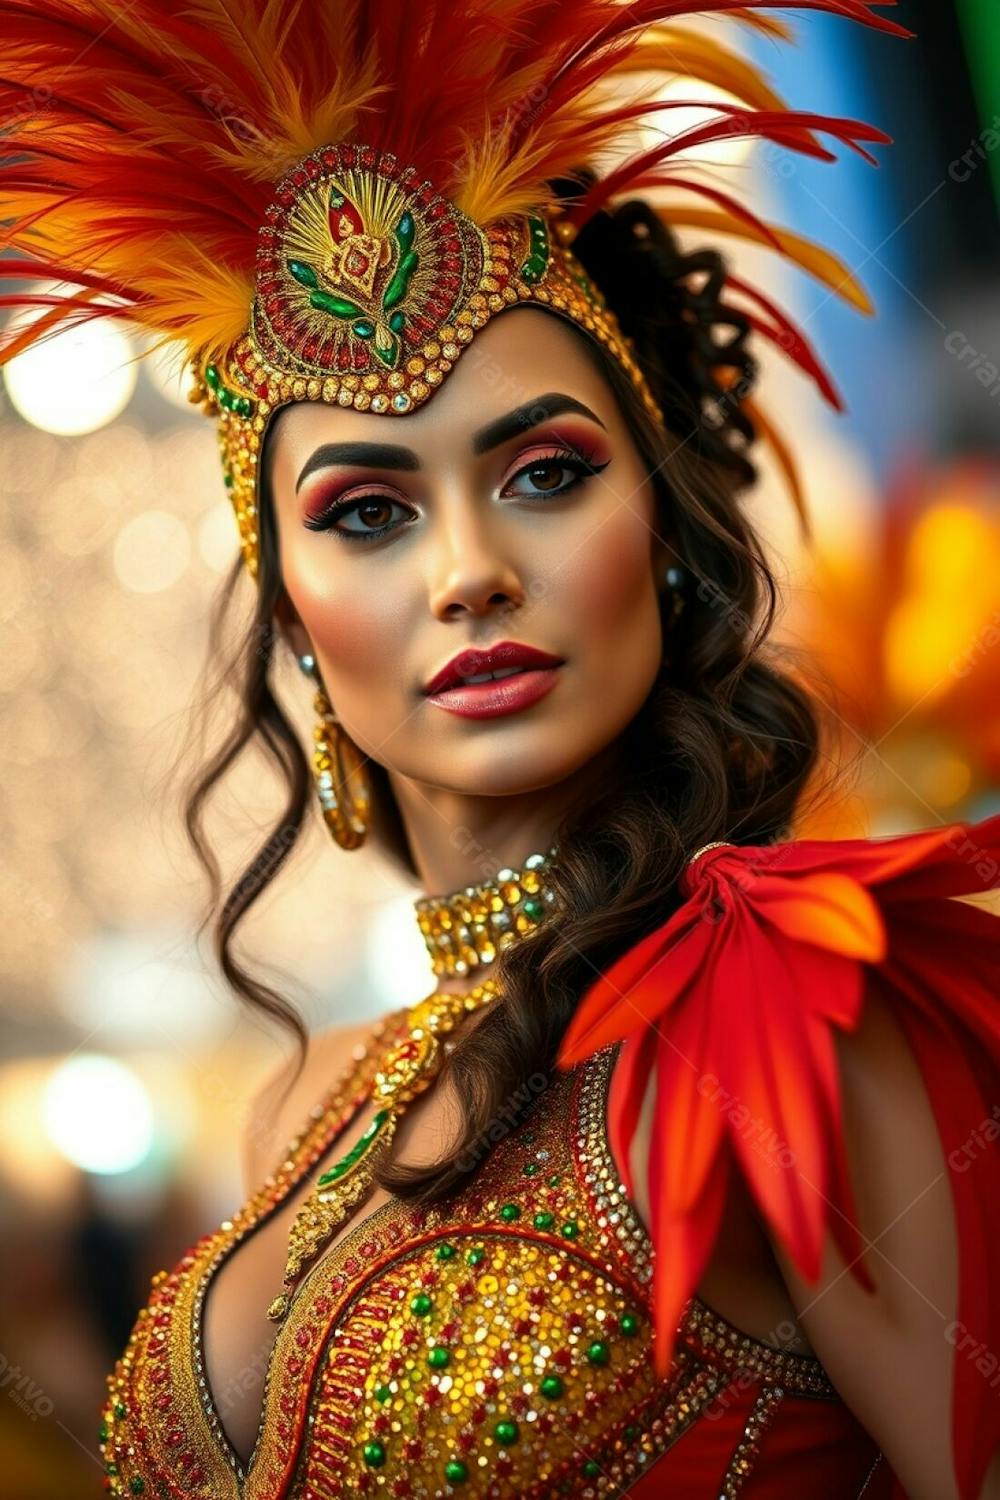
left=0, top=0, right=908, bottom=580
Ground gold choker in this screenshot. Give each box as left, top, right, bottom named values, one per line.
left=415, top=847, right=560, bottom=978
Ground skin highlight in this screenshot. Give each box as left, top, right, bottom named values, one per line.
left=266, top=307, right=675, bottom=906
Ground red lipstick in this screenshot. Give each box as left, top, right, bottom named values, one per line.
left=423, top=640, right=564, bottom=720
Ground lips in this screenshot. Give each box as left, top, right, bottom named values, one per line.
left=423, top=640, right=565, bottom=696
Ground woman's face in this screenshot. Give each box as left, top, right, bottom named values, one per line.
left=267, top=307, right=671, bottom=799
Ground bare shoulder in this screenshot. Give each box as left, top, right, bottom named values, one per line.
left=241, top=1011, right=391, bottom=1196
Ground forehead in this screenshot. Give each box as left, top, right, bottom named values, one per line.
left=268, top=306, right=618, bottom=465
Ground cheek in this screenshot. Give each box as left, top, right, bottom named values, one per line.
left=560, top=500, right=661, bottom=667
left=282, top=548, right=410, bottom=692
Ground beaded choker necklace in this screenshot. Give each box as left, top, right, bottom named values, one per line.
left=414, top=846, right=560, bottom=979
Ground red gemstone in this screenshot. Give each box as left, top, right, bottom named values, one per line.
left=482, top=1377, right=499, bottom=1398
left=337, top=344, right=351, bottom=370
left=528, top=1288, right=546, bottom=1307
left=278, top=190, right=295, bottom=208
left=441, top=256, right=461, bottom=271
left=189, top=1470, right=205, bottom=1487
left=458, top=1430, right=476, bottom=1452
left=322, top=148, right=339, bottom=169
left=330, top=1274, right=346, bottom=1292
left=360, top=1241, right=378, bottom=1259
left=360, top=145, right=376, bottom=168
left=293, top=170, right=307, bottom=187
left=287, top=1357, right=303, bottom=1375
left=380, top=154, right=399, bottom=178
left=403, top=1437, right=423, bottom=1460
left=471, top=1402, right=487, bottom=1425
left=400, top=167, right=418, bottom=188
left=353, top=345, right=370, bottom=370
left=154, top=1393, right=172, bottom=1411
left=295, top=1328, right=312, bottom=1349
left=314, top=1297, right=331, bottom=1315
left=427, top=201, right=446, bottom=219
left=553, top=1349, right=572, bottom=1369
left=341, top=145, right=356, bottom=167
left=306, top=159, right=320, bottom=178
left=444, top=237, right=460, bottom=253
left=165, top=1429, right=183, bottom=1447
left=423, top=1386, right=442, bottom=1407
left=401, top=1327, right=418, bottom=1348
left=514, top=1317, right=532, bottom=1337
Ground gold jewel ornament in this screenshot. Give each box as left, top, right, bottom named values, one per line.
left=266, top=975, right=500, bottom=1323
left=0, top=0, right=905, bottom=583
left=415, top=847, right=560, bottom=978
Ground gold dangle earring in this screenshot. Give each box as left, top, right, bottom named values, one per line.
left=297, top=653, right=371, bottom=850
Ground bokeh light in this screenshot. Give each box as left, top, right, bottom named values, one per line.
left=42, top=1054, right=154, bottom=1175
left=3, top=291, right=138, bottom=435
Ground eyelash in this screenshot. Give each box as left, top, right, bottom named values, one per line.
left=303, top=444, right=609, bottom=544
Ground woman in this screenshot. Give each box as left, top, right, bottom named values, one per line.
left=2, top=2, right=999, bottom=1498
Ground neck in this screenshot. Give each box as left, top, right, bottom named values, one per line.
left=387, top=736, right=624, bottom=898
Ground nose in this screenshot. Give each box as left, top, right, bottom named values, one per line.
left=426, top=496, right=526, bottom=621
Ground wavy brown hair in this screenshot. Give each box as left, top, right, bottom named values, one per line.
left=182, top=195, right=833, bottom=1200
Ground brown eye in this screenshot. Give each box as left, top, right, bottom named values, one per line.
left=526, top=462, right=564, bottom=492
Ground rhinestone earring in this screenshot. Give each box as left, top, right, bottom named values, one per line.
left=664, top=564, right=687, bottom=622
left=297, top=653, right=371, bottom=851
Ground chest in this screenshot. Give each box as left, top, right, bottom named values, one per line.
left=98, top=1044, right=852, bottom=1499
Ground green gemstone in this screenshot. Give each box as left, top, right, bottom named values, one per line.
left=494, top=1419, right=519, bottom=1445
left=428, top=1346, right=450, bottom=1369
left=521, top=898, right=544, bottom=919
left=287, top=258, right=319, bottom=289
left=560, top=1221, right=579, bottom=1239
left=410, top=1293, right=433, bottom=1316
left=533, top=1211, right=554, bottom=1230
left=625, top=1424, right=639, bottom=1440
left=114, top=1402, right=127, bottom=1420
left=620, top=1313, right=639, bottom=1337
left=223, top=472, right=234, bottom=488
left=436, top=1243, right=457, bottom=1261
left=204, top=363, right=220, bottom=389
left=499, top=1202, right=521, bottom=1222
left=583, top=1460, right=601, bottom=1478
left=466, top=1247, right=485, bottom=1266
left=352, top=319, right=375, bottom=338
left=129, top=1479, right=145, bottom=1495
left=539, top=1374, right=563, bottom=1399
left=99, top=1422, right=109, bottom=1442
left=586, top=1340, right=609, bottom=1365
left=547, top=1174, right=561, bottom=1186
left=105, top=1463, right=118, bottom=1477
left=217, top=386, right=233, bottom=410
left=374, top=1384, right=392, bottom=1403
left=236, top=397, right=254, bottom=418
left=522, top=1162, right=539, bottom=1177
left=363, top=1440, right=386, bottom=1467
left=389, top=310, right=406, bottom=333
left=445, top=1458, right=469, bottom=1483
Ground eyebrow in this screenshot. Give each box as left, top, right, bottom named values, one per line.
left=294, top=391, right=607, bottom=492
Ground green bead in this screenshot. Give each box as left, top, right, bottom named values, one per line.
left=114, top=1402, right=127, bottom=1420
left=105, top=1463, right=118, bottom=1477
left=217, top=386, right=233, bottom=410
left=560, top=1220, right=579, bottom=1239
left=99, top=1422, right=109, bottom=1442
left=428, top=1346, right=450, bottom=1369
left=521, top=898, right=544, bottom=919
left=129, top=1479, right=145, bottom=1495
left=410, top=1293, right=433, bottom=1316
left=539, top=1374, right=563, bottom=1399
left=499, top=1202, right=520, bottom=1222
left=374, top=1384, right=392, bottom=1403
left=223, top=472, right=234, bottom=488
left=445, top=1459, right=469, bottom=1483
left=494, top=1419, right=519, bottom=1445
left=436, top=1243, right=457, bottom=1260
left=620, top=1313, right=639, bottom=1337
left=586, top=1340, right=609, bottom=1366
left=547, top=1174, right=561, bottom=1186
left=583, top=1460, right=601, bottom=1478
left=466, top=1247, right=485, bottom=1266
left=533, top=1211, right=554, bottom=1230
left=625, top=1424, right=639, bottom=1440
left=522, top=1162, right=539, bottom=1177
left=363, top=1440, right=386, bottom=1467
left=204, top=363, right=220, bottom=389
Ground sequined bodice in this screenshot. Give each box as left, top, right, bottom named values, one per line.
left=100, top=1009, right=887, bottom=1498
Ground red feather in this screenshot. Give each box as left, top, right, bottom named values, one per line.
left=558, top=813, right=1000, bottom=1500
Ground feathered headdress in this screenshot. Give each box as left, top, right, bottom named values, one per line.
left=0, top=0, right=910, bottom=577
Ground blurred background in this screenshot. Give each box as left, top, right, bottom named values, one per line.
left=1, top=4, right=998, bottom=1494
